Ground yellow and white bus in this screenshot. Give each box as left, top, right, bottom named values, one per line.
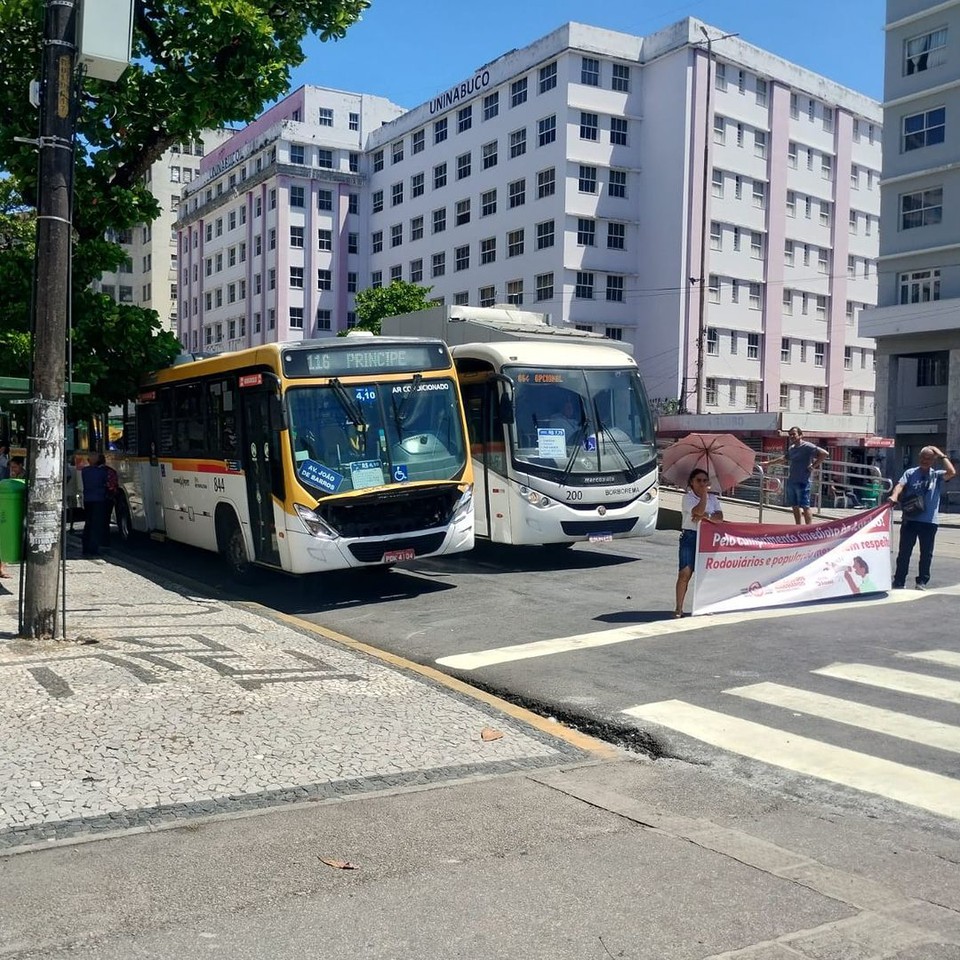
left=455, top=340, right=658, bottom=546
left=110, top=336, right=474, bottom=576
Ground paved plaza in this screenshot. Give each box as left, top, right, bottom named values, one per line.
left=0, top=557, right=592, bottom=853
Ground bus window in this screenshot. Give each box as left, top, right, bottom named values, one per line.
left=159, top=388, right=175, bottom=455
left=175, top=383, right=205, bottom=454
left=206, top=378, right=238, bottom=457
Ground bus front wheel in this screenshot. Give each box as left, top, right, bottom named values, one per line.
left=218, top=512, right=254, bottom=583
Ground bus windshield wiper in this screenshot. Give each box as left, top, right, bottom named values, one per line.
left=593, top=400, right=638, bottom=479
left=558, top=401, right=590, bottom=486
left=391, top=372, right=422, bottom=432
left=329, top=377, right=366, bottom=428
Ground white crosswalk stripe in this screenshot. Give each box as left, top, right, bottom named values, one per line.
left=812, top=663, right=960, bottom=704
left=624, top=651, right=960, bottom=819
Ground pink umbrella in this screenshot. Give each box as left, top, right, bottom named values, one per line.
left=660, top=433, right=756, bottom=492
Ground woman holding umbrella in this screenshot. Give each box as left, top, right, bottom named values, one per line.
left=674, top=468, right=723, bottom=618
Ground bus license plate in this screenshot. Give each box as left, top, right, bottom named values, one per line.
left=383, top=548, right=416, bottom=563
left=588, top=532, right=613, bottom=543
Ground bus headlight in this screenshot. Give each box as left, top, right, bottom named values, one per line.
left=452, top=485, right=473, bottom=522
left=640, top=484, right=658, bottom=502
left=294, top=503, right=338, bottom=539
left=519, top=486, right=553, bottom=508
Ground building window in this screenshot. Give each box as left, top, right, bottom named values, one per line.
left=434, top=162, right=447, bottom=189
left=433, top=207, right=446, bottom=233
left=289, top=267, right=304, bottom=289
left=608, top=169, right=627, bottom=198
left=607, top=222, right=626, bottom=250
left=481, top=189, right=497, bottom=217
left=780, top=337, right=790, bottom=363
left=537, top=167, right=555, bottom=198
left=455, top=198, right=470, bottom=225
left=904, top=27, right=948, bottom=76
left=431, top=253, right=445, bottom=278
left=578, top=57, right=601, bottom=87
left=510, top=76, right=527, bottom=107
left=480, top=237, right=496, bottom=264
left=349, top=231, right=359, bottom=253
left=289, top=226, right=304, bottom=248
left=538, top=115, right=556, bottom=146
left=506, top=279, right=524, bottom=305
left=707, top=328, right=719, bottom=355
left=483, top=91, right=499, bottom=121
left=347, top=271, right=358, bottom=292
left=456, top=152, right=471, bottom=180
left=507, top=229, right=524, bottom=257
left=411, top=129, right=425, bottom=155
left=434, top=117, right=447, bottom=144
left=747, top=333, right=760, bottom=359
left=316, top=107, right=333, bottom=127
left=510, top=128, right=527, bottom=158
left=579, top=164, right=597, bottom=193
left=753, top=181, right=765, bottom=208
left=348, top=112, right=359, bottom=132
left=580, top=111, right=599, bottom=141
left=786, top=191, right=796, bottom=217
left=612, top=63, right=630, bottom=92
left=901, top=187, right=943, bottom=229
left=479, top=285, right=496, bottom=307
left=455, top=244, right=470, bottom=272
left=705, top=378, right=718, bottom=406
left=536, top=219, right=555, bottom=249
left=606, top=275, right=624, bottom=302
left=917, top=354, right=948, bottom=386
left=539, top=61, right=557, bottom=93
left=536, top=272, right=554, bottom=301
left=814, top=343, right=825, bottom=367
left=317, top=149, right=333, bottom=169
left=349, top=193, right=359, bottom=215
left=903, top=107, right=946, bottom=151
left=482, top=140, right=498, bottom=169
left=712, top=169, right=724, bottom=198
left=508, top=178, right=525, bottom=207
left=575, top=272, right=594, bottom=299
left=715, top=63, right=727, bottom=91
left=289, top=144, right=305, bottom=165
left=411, top=172, right=425, bottom=197
left=390, top=181, right=403, bottom=206
left=457, top=104, right=472, bottom=133
left=610, top=117, right=628, bottom=145
left=714, top=115, right=725, bottom=144
left=391, top=223, right=402, bottom=247
left=708, top=275, right=720, bottom=303
left=315, top=309, right=332, bottom=332
left=812, top=387, right=825, bottom=413
left=373, top=149, right=384, bottom=172
left=899, top=268, right=941, bottom=304
left=409, top=216, right=423, bottom=242
left=371, top=230, right=382, bottom=253
left=289, top=307, right=304, bottom=329
left=409, top=259, right=422, bottom=283
left=577, top=218, right=596, bottom=246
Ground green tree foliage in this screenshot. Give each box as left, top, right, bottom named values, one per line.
left=349, top=281, right=435, bottom=335
left=0, top=0, right=370, bottom=406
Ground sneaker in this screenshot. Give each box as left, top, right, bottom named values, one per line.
left=892, top=582, right=905, bottom=589
left=916, top=582, right=927, bottom=591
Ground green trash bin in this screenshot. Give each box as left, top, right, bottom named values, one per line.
left=0, top=478, right=27, bottom=565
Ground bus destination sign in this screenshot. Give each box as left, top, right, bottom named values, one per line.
left=283, top=342, right=449, bottom=379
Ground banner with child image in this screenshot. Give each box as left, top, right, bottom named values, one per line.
left=691, top=505, right=892, bottom=616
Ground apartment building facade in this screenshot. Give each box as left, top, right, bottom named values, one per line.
left=97, top=129, right=234, bottom=332
left=860, top=0, right=960, bottom=475
left=175, top=18, right=882, bottom=428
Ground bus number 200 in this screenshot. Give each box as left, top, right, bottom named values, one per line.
left=565, top=490, right=583, bottom=501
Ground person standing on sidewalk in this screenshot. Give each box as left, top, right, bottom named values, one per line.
left=768, top=426, right=827, bottom=525
left=81, top=454, right=109, bottom=557
left=889, top=446, right=956, bottom=590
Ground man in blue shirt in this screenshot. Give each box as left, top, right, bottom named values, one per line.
left=81, top=454, right=109, bottom=557
left=889, top=445, right=956, bottom=589
left=769, top=426, right=827, bottom=525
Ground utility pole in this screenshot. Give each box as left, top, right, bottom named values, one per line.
left=694, top=27, right=713, bottom=416
left=692, top=28, right=738, bottom=416
left=22, top=0, right=78, bottom=639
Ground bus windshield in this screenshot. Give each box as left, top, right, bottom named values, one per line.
left=286, top=377, right=467, bottom=496
left=507, top=366, right=656, bottom=478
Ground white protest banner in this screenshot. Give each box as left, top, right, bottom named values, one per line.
left=691, top=505, right=892, bottom=616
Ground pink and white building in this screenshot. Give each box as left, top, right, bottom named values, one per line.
left=175, top=18, right=882, bottom=422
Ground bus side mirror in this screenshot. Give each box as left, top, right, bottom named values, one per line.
left=499, top=394, right=515, bottom=426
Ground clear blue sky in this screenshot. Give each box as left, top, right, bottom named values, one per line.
left=290, top=0, right=885, bottom=109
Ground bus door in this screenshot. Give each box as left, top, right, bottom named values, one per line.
left=239, top=377, right=282, bottom=566
left=137, top=400, right=165, bottom=533
left=460, top=381, right=491, bottom=538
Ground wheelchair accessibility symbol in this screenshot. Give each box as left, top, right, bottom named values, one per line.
left=393, top=465, right=409, bottom=482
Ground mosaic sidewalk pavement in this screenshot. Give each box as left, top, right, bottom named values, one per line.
left=0, top=560, right=587, bottom=852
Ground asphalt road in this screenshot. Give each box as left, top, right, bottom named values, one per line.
left=99, top=517, right=960, bottom=834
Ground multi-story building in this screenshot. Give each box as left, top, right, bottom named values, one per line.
left=177, top=89, right=404, bottom=353
left=176, top=18, right=882, bottom=436
left=860, top=0, right=960, bottom=478
left=97, top=129, right=233, bottom=332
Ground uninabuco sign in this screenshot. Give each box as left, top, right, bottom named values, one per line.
left=429, top=70, right=491, bottom=114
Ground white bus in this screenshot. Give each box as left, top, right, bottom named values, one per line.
left=453, top=340, right=658, bottom=546
left=109, top=337, right=475, bottom=577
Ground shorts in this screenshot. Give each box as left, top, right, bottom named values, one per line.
left=678, top=529, right=697, bottom=571
left=785, top=479, right=811, bottom=508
